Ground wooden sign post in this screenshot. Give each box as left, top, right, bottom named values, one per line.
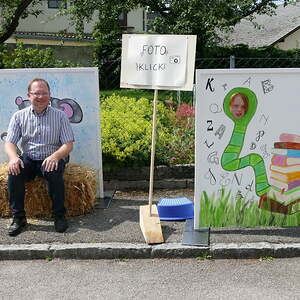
left=121, top=34, right=196, bottom=244
left=139, top=89, right=164, bottom=244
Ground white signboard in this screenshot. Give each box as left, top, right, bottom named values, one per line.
left=121, top=34, right=196, bottom=91
left=195, top=68, right=300, bottom=228
left=0, top=68, right=103, bottom=197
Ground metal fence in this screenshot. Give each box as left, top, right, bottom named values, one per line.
left=99, top=58, right=121, bottom=90
left=196, top=56, right=300, bottom=69
left=100, top=55, right=300, bottom=91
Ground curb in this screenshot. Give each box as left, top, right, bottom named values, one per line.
left=1, top=242, right=300, bottom=260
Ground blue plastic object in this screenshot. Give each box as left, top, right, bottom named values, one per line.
left=157, top=197, right=194, bottom=221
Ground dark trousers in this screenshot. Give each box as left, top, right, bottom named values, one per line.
left=8, top=154, right=66, bottom=218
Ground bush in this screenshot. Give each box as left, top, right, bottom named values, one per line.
left=160, top=103, right=195, bottom=165
left=0, top=43, right=78, bottom=68
left=94, top=40, right=121, bottom=90
left=101, top=94, right=175, bottom=168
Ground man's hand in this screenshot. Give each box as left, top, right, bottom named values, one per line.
left=8, top=157, right=24, bottom=175
left=42, top=155, right=59, bottom=172
left=41, top=142, right=73, bottom=172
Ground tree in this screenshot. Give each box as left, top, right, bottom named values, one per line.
left=63, top=1, right=140, bottom=88
left=0, top=1, right=294, bottom=48
left=138, top=0, right=293, bottom=50
left=65, top=1, right=138, bottom=42
left=65, top=0, right=294, bottom=50
left=0, top=0, right=43, bottom=44
left=62, top=0, right=294, bottom=88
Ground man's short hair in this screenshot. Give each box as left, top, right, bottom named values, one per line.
left=28, top=78, right=50, bottom=93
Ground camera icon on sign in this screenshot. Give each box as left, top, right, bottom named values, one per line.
left=169, top=56, right=181, bottom=64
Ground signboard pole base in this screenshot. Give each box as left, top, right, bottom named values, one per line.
left=182, top=219, right=210, bottom=246
left=140, top=204, right=164, bottom=244
left=139, top=89, right=164, bottom=244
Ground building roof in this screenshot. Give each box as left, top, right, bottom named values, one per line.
left=221, top=3, right=300, bottom=47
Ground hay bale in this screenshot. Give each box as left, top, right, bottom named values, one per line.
left=0, top=163, right=96, bottom=217
left=0, top=164, right=10, bottom=217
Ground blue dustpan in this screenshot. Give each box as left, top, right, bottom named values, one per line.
left=157, top=197, right=194, bottom=221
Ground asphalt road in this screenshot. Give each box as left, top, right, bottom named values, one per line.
left=1, top=257, right=300, bottom=299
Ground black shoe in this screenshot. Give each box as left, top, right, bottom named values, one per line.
left=8, top=217, right=27, bottom=236
left=54, top=216, right=68, bottom=233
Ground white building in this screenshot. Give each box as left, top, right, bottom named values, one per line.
left=4, top=0, right=146, bottom=65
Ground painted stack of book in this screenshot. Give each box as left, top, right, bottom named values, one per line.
left=268, top=134, right=300, bottom=211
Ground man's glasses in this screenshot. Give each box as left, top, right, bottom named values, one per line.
left=29, top=92, right=49, bottom=97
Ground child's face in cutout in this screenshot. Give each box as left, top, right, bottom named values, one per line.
left=230, top=95, right=246, bottom=119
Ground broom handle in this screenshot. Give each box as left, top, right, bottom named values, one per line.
left=149, top=89, right=158, bottom=216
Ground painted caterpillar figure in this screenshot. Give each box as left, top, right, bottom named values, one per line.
left=221, top=87, right=270, bottom=197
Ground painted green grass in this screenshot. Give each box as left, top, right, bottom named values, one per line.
left=199, top=189, right=300, bottom=227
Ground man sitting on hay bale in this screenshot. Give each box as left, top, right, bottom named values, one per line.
left=4, top=78, right=74, bottom=236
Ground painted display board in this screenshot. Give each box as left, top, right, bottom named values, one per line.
left=195, top=68, right=300, bottom=228
left=120, top=34, right=196, bottom=91
left=0, top=68, right=103, bottom=197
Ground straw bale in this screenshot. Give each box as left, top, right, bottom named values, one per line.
left=0, top=163, right=96, bottom=217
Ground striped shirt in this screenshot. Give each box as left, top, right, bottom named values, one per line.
left=6, top=106, right=75, bottom=160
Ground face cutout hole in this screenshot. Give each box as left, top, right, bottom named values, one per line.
left=229, top=93, right=248, bottom=119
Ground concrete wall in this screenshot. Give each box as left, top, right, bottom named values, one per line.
left=47, top=45, right=95, bottom=66
left=103, top=164, right=195, bottom=191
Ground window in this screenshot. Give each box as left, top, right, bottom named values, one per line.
left=119, top=12, right=127, bottom=27
left=48, top=0, right=67, bottom=9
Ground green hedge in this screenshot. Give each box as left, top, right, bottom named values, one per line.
left=0, top=43, right=77, bottom=68
left=101, top=94, right=176, bottom=169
